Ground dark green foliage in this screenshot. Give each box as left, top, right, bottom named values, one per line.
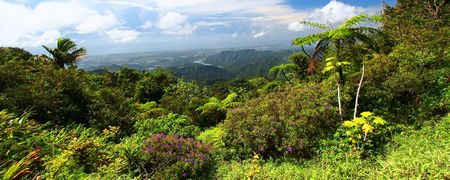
left=169, top=63, right=235, bottom=84
left=142, top=133, right=213, bottom=179
left=134, top=67, right=176, bottom=103
left=0, top=64, right=91, bottom=125
left=116, top=68, right=143, bottom=97
left=0, top=47, right=32, bottom=64
left=160, top=80, right=210, bottom=127
left=88, top=87, right=136, bottom=135
left=223, top=83, right=339, bottom=158
left=134, top=113, right=201, bottom=137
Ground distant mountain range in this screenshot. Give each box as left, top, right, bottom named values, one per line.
left=80, top=47, right=304, bottom=84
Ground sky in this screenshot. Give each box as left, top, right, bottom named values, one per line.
left=0, top=0, right=395, bottom=55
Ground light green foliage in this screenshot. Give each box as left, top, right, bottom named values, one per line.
left=197, top=93, right=242, bottom=114
left=246, top=153, right=261, bottom=180
left=268, top=63, right=298, bottom=83
left=134, top=113, right=200, bottom=137
left=196, top=127, right=226, bottom=149
left=340, top=111, right=390, bottom=157
left=2, top=147, right=40, bottom=180
left=135, top=101, right=167, bottom=120
left=322, top=56, right=351, bottom=73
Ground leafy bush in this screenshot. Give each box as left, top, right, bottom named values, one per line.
left=134, top=113, right=200, bottom=137
left=88, top=87, right=136, bottom=135
left=160, top=80, right=209, bottom=127
left=134, top=68, right=176, bottom=103
left=142, top=133, right=213, bottom=179
left=339, top=112, right=390, bottom=157
left=223, top=82, right=339, bottom=159
left=196, top=127, right=226, bottom=150
left=40, top=126, right=120, bottom=179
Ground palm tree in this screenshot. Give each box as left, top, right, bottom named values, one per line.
left=268, top=63, right=298, bottom=84
left=43, top=38, right=86, bottom=68
left=292, top=14, right=381, bottom=118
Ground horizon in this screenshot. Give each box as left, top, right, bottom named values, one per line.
left=1, top=0, right=395, bottom=55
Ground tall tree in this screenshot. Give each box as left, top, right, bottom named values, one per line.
left=43, top=38, right=86, bottom=68
left=292, top=14, right=381, bottom=118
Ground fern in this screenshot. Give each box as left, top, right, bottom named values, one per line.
left=299, top=21, right=329, bottom=30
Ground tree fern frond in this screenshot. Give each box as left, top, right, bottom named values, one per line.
left=299, top=21, right=330, bottom=30
left=292, top=32, right=329, bottom=46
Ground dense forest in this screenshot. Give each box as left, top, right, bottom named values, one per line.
left=0, top=0, right=449, bottom=179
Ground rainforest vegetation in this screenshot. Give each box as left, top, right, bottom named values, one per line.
left=0, top=0, right=449, bottom=179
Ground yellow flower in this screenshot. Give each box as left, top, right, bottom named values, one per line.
left=353, top=117, right=366, bottom=125
left=343, top=121, right=356, bottom=128
left=362, top=124, right=374, bottom=134
left=373, top=117, right=387, bottom=125
left=360, top=111, right=373, bottom=118
left=345, top=131, right=352, bottom=136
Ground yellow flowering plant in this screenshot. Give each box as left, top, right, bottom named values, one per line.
left=341, top=111, right=389, bottom=158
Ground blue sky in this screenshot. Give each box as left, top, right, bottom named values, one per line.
left=0, top=0, right=395, bottom=55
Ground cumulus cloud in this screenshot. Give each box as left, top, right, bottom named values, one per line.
left=107, top=29, right=141, bottom=42
left=157, top=12, right=197, bottom=35
left=0, top=1, right=121, bottom=47
left=76, top=11, right=119, bottom=34
left=288, top=0, right=378, bottom=32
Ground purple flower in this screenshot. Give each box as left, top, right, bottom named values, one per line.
left=287, top=146, right=294, bottom=153
left=258, top=147, right=264, bottom=153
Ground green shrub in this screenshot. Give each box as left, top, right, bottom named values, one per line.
left=339, top=112, right=391, bottom=158
left=134, top=68, right=176, bottom=103
left=142, top=133, right=213, bottom=179
left=88, top=87, right=136, bottom=135
left=134, top=113, right=200, bottom=137
left=196, top=127, right=226, bottom=149
left=223, top=82, right=339, bottom=159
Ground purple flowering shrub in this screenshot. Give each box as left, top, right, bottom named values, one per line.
left=222, top=83, right=340, bottom=159
left=142, top=133, right=212, bottom=179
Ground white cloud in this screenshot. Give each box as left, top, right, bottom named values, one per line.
left=140, top=21, right=153, bottom=29
left=252, top=31, right=266, bottom=38
left=157, top=12, right=197, bottom=35
left=232, top=32, right=238, bottom=38
left=18, top=30, right=61, bottom=47
left=76, top=11, right=119, bottom=34
left=105, top=0, right=307, bottom=28
left=107, top=29, right=141, bottom=42
left=0, top=1, right=122, bottom=47
left=288, top=0, right=378, bottom=32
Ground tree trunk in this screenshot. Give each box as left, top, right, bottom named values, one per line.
left=338, top=82, right=342, bottom=118
left=353, top=62, right=365, bottom=119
